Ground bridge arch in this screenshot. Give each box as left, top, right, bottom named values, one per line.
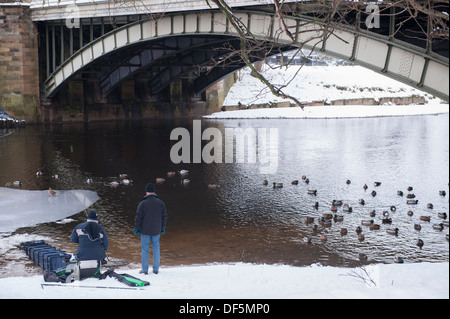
left=44, top=10, right=449, bottom=102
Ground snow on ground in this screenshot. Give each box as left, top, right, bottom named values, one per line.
left=222, top=65, right=440, bottom=107
left=0, top=262, right=448, bottom=299
left=204, top=103, right=450, bottom=119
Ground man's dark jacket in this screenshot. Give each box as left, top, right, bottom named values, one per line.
left=135, top=194, right=167, bottom=236
left=70, top=221, right=109, bottom=260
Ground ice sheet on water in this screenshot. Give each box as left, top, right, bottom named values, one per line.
left=0, top=187, right=100, bottom=232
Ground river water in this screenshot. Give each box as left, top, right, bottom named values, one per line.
left=0, top=114, right=449, bottom=277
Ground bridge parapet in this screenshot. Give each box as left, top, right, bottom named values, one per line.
left=30, top=0, right=282, bottom=21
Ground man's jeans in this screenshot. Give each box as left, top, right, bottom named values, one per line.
left=141, top=234, right=160, bottom=272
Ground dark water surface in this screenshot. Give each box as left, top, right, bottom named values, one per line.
left=0, top=114, right=448, bottom=277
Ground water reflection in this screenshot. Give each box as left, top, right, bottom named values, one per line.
left=0, top=114, right=448, bottom=277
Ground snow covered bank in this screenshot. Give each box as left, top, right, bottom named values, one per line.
left=0, top=262, right=448, bottom=299
left=223, top=65, right=440, bottom=107
left=204, top=103, right=449, bottom=119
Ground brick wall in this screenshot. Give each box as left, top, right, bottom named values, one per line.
left=0, top=2, right=40, bottom=121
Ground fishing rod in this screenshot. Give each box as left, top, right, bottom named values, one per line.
left=41, top=283, right=145, bottom=290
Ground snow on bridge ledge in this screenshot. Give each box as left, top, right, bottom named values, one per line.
left=29, top=0, right=303, bottom=21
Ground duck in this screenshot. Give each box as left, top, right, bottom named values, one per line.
left=86, top=178, right=93, bottom=184
left=397, top=190, right=403, bottom=196
left=359, top=199, right=365, bottom=205
left=444, top=221, right=449, bottom=227
left=291, top=180, right=299, bottom=185
left=312, top=224, right=324, bottom=233
left=369, top=210, right=376, bottom=217
left=438, top=212, right=447, bottom=219
left=36, top=171, right=42, bottom=177
left=356, top=226, right=362, bottom=234
left=156, top=178, right=166, bottom=184
left=263, top=180, right=269, bottom=186
left=12, top=181, right=22, bottom=187
left=386, top=228, right=399, bottom=236
left=304, top=178, right=310, bottom=184
left=167, top=171, right=176, bottom=178
left=359, top=253, right=368, bottom=261
left=343, top=204, right=352, bottom=213
left=407, top=210, right=414, bottom=217
left=119, top=174, right=129, bottom=179
left=313, top=202, right=319, bottom=209
left=273, top=182, right=283, bottom=188
left=322, top=213, right=333, bottom=220
left=208, top=184, right=220, bottom=189
left=427, top=203, right=434, bottom=209
left=320, top=234, right=328, bottom=242
left=433, top=223, right=444, bottom=231
left=439, top=190, right=446, bottom=196
left=332, top=200, right=343, bottom=206
left=319, top=217, right=332, bottom=227
left=371, top=190, right=377, bottom=197
left=369, top=223, right=380, bottom=230
left=4, top=182, right=12, bottom=187
left=374, top=182, right=381, bottom=187
left=181, top=179, right=190, bottom=186
left=340, top=228, right=348, bottom=236
left=407, top=186, right=413, bottom=191
left=346, top=179, right=351, bottom=185
left=358, top=233, right=365, bottom=242
left=121, top=179, right=132, bottom=185
left=414, top=224, right=422, bottom=231
left=305, top=217, right=315, bottom=224
left=333, top=214, right=344, bottom=222
left=303, top=237, right=312, bottom=244
left=179, top=170, right=189, bottom=177
left=394, top=257, right=404, bottom=264
left=390, top=206, right=397, bottom=212
left=301, top=175, right=307, bottom=180
left=406, top=193, right=416, bottom=199
left=382, top=217, right=392, bottom=224
left=407, top=199, right=419, bottom=205
left=361, top=220, right=374, bottom=226
left=48, top=188, right=57, bottom=196
left=330, top=206, right=338, bottom=212
left=307, top=189, right=317, bottom=195
left=52, top=174, right=59, bottom=180
left=109, top=181, right=119, bottom=187
left=417, top=239, right=424, bottom=249
left=419, top=216, right=431, bottom=222
left=363, top=184, right=368, bottom=190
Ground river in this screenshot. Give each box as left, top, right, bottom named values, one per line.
left=0, top=113, right=448, bottom=277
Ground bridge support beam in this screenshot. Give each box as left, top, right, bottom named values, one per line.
left=0, top=2, right=40, bottom=122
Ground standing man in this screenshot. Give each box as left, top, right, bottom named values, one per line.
left=134, top=183, right=167, bottom=275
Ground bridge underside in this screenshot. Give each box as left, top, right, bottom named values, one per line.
left=38, top=5, right=449, bottom=120
left=94, top=35, right=290, bottom=98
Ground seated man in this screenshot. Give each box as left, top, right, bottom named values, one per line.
left=70, top=210, right=109, bottom=262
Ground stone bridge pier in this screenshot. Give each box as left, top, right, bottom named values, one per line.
left=0, top=1, right=39, bottom=122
